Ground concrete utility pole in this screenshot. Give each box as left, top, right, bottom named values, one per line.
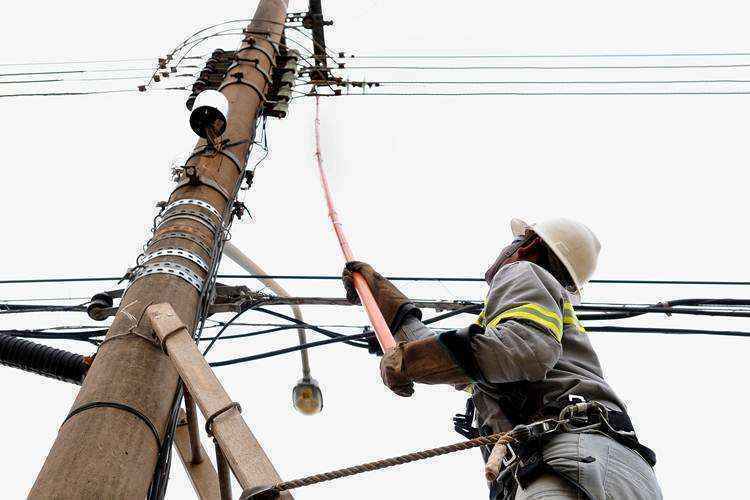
left=30, top=1, right=289, bottom=497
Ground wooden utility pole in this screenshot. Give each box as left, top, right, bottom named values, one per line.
left=30, top=1, right=289, bottom=497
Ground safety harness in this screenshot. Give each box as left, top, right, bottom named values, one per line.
left=471, top=399, right=657, bottom=500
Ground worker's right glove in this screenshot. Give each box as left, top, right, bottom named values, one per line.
left=342, top=261, right=421, bottom=331
left=380, top=336, right=471, bottom=397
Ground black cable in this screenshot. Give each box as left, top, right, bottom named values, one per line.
left=4, top=275, right=750, bottom=286
left=0, top=89, right=144, bottom=98
left=357, top=79, right=750, bottom=85
left=253, top=307, right=369, bottom=347
left=0, top=303, right=87, bottom=314
left=208, top=332, right=373, bottom=367
left=0, top=57, right=158, bottom=67
left=214, top=275, right=750, bottom=286
left=314, top=91, right=750, bottom=96
left=423, top=304, right=483, bottom=324
left=202, top=300, right=268, bottom=355
left=343, top=51, right=750, bottom=59
left=585, top=325, right=750, bottom=337
left=336, top=63, right=750, bottom=70
left=199, top=325, right=299, bottom=341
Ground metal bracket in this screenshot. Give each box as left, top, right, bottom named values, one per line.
left=218, top=73, right=268, bottom=104
left=173, top=172, right=232, bottom=201
left=228, top=59, right=273, bottom=86
left=148, top=231, right=213, bottom=257
left=156, top=209, right=219, bottom=235
left=209, top=285, right=258, bottom=315
left=236, top=44, right=277, bottom=70
left=129, top=261, right=205, bottom=293
left=185, top=145, right=245, bottom=175
left=141, top=248, right=210, bottom=273
left=161, top=199, right=222, bottom=225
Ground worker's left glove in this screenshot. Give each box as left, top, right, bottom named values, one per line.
left=342, top=261, right=421, bottom=331
left=380, top=337, right=471, bottom=397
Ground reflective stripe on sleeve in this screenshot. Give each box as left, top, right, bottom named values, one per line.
left=486, top=303, right=563, bottom=342
left=563, top=302, right=586, bottom=334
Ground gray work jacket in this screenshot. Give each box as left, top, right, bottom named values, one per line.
left=396, top=261, right=625, bottom=433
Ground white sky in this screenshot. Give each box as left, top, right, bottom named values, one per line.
left=2, top=1, right=750, bottom=498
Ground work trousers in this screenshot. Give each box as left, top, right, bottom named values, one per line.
left=511, top=433, right=662, bottom=500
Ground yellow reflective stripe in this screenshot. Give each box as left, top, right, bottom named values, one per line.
left=475, top=298, right=489, bottom=326
left=563, top=302, right=586, bottom=334
left=486, top=304, right=563, bottom=342
left=475, top=309, right=486, bottom=326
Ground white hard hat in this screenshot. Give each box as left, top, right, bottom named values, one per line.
left=511, top=217, right=601, bottom=291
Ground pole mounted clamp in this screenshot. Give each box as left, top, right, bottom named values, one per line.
left=227, top=59, right=273, bottom=86
left=147, top=230, right=213, bottom=258
left=141, top=248, right=210, bottom=273
left=237, top=43, right=278, bottom=70
left=185, top=145, right=245, bottom=175
left=172, top=170, right=232, bottom=202
left=161, top=199, right=223, bottom=225
left=128, top=261, right=205, bottom=294
left=156, top=208, right=220, bottom=235
left=218, top=72, right=268, bottom=104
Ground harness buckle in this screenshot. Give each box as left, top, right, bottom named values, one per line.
left=502, top=443, right=517, bottom=467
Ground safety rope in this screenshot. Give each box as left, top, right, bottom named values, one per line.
left=272, top=431, right=514, bottom=492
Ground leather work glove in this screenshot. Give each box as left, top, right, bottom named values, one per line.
left=380, top=337, right=471, bottom=397
left=342, top=261, right=419, bottom=330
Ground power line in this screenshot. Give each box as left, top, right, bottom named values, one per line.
left=355, top=79, right=750, bottom=85
left=336, top=63, right=750, bottom=70
left=0, top=57, right=157, bottom=67
left=0, top=88, right=186, bottom=98
left=317, top=91, right=750, bottom=96
left=344, top=51, right=750, bottom=59
left=585, top=326, right=750, bottom=337
left=208, top=332, right=374, bottom=367
left=3, top=275, right=750, bottom=286
left=0, top=75, right=194, bottom=85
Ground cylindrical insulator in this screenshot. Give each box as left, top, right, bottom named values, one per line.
left=0, top=333, right=90, bottom=385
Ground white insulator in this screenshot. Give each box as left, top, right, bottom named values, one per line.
left=189, top=90, right=229, bottom=138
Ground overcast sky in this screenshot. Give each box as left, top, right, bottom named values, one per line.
left=2, top=1, right=750, bottom=498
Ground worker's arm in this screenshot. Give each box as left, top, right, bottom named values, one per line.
left=342, top=261, right=563, bottom=396
left=439, top=261, right=563, bottom=384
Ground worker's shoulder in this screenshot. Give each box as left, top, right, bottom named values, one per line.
left=492, top=261, right=564, bottom=293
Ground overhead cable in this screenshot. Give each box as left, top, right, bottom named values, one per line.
left=357, top=79, right=750, bottom=85
left=208, top=332, right=373, bottom=367
left=336, top=63, right=750, bottom=70
left=344, top=51, right=750, bottom=59
left=315, top=91, right=750, bottom=97
left=3, top=275, right=750, bottom=286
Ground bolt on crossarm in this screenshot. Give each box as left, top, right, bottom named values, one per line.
left=29, top=1, right=289, bottom=498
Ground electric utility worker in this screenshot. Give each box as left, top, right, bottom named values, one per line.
left=343, top=218, right=662, bottom=500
